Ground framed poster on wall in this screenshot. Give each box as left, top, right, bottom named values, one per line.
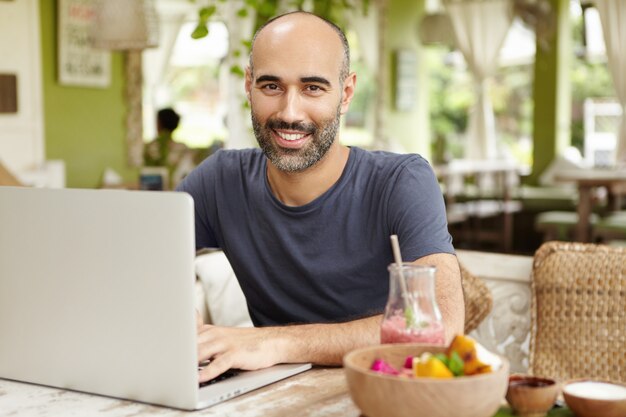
left=393, top=49, right=417, bottom=112
left=57, top=0, right=111, bottom=88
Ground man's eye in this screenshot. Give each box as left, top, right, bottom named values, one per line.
left=261, top=84, right=279, bottom=90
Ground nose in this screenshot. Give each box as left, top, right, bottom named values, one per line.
left=276, top=88, right=305, bottom=124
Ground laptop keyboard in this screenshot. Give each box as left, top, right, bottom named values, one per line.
left=199, top=369, right=241, bottom=388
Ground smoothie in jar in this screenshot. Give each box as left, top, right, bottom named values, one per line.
left=380, top=314, right=445, bottom=345
left=381, top=263, right=445, bottom=345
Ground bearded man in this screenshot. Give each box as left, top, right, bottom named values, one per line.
left=177, top=11, right=464, bottom=382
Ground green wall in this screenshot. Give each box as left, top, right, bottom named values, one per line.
left=40, top=0, right=137, bottom=188
left=384, top=0, right=430, bottom=159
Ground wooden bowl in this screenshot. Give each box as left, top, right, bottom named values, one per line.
left=343, top=344, right=509, bottom=417
left=562, top=380, right=626, bottom=417
left=505, top=375, right=560, bottom=417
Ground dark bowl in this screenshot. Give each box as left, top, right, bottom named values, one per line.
left=505, top=374, right=560, bottom=417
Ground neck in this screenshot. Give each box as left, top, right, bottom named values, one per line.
left=266, top=142, right=350, bottom=207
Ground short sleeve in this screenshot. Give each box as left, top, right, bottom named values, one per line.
left=386, top=156, right=454, bottom=261
left=176, top=157, right=219, bottom=250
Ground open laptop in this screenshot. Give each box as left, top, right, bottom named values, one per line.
left=0, top=186, right=311, bottom=410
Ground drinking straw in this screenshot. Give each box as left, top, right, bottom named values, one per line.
left=390, top=235, right=411, bottom=313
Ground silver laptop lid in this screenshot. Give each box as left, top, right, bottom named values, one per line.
left=0, top=187, right=199, bottom=409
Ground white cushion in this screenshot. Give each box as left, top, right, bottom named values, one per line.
left=194, top=251, right=253, bottom=327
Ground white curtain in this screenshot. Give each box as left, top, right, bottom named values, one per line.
left=595, top=0, right=626, bottom=165
left=444, top=0, right=514, bottom=159
left=142, top=11, right=186, bottom=140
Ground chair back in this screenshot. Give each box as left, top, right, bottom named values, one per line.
left=460, top=262, right=493, bottom=334
left=529, top=241, right=626, bottom=383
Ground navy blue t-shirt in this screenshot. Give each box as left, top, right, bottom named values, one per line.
left=177, top=147, right=454, bottom=326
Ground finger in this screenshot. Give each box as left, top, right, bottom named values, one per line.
left=198, top=337, right=226, bottom=364
left=197, top=326, right=226, bottom=363
left=199, top=354, right=232, bottom=383
left=197, top=324, right=217, bottom=346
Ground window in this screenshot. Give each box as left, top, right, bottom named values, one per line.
left=143, top=21, right=229, bottom=150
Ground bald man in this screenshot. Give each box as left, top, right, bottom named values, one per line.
left=177, top=11, right=464, bottom=382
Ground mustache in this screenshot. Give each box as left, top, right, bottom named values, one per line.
left=266, top=119, right=316, bottom=134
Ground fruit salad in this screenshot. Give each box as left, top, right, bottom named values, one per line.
left=370, top=335, right=493, bottom=379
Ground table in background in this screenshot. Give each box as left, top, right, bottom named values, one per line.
left=555, top=169, right=626, bottom=242
left=0, top=368, right=359, bottom=417
left=435, top=160, right=522, bottom=252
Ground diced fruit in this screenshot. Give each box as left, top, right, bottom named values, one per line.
left=475, top=364, right=492, bottom=374
left=413, top=355, right=453, bottom=378
left=370, top=358, right=399, bottom=375
left=367, top=334, right=494, bottom=380
left=446, top=334, right=490, bottom=376
left=446, top=334, right=476, bottom=362
left=447, top=350, right=465, bottom=376
left=403, top=356, right=413, bottom=369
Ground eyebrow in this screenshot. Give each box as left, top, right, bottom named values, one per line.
left=255, top=75, right=280, bottom=84
left=301, top=76, right=331, bottom=87
left=255, top=75, right=332, bottom=87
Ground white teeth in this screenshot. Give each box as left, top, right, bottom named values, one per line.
left=277, top=132, right=307, bottom=141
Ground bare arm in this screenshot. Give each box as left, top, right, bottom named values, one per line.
left=197, top=314, right=381, bottom=382
left=197, top=252, right=464, bottom=382
left=411, top=252, right=464, bottom=343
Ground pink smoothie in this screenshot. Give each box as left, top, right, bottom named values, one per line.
left=380, top=315, right=445, bottom=345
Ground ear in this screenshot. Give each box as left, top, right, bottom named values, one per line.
left=339, top=72, right=357, bottom=115
left=244, top=66, right=252, bottom=101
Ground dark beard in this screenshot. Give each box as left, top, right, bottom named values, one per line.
left=251, top=105, right=341, bottom=172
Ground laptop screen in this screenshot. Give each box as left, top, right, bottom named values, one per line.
left=0, top=187, right=200, bottom=409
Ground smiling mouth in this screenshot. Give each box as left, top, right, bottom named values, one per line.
left=274, top=130, right=310, bottom=142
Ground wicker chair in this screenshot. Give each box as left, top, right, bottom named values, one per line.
left=459, top=262, right=493, bottom=334
left=529, top=241, right=626, bottom=383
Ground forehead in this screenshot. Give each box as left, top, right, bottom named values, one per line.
left=251, top=15, right=344, bottom=81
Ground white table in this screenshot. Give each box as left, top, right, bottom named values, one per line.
left=0, top=367, right=359, bottom=417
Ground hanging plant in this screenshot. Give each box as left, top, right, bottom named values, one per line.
left=189, top=0, right=370, bottom=76
left=191, top=0, right=370, bottom=36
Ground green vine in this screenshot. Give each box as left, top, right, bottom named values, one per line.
left=188, top=0, right=370, bottom=76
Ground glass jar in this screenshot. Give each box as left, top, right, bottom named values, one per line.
left=380, top=263, right=445, bottom=345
